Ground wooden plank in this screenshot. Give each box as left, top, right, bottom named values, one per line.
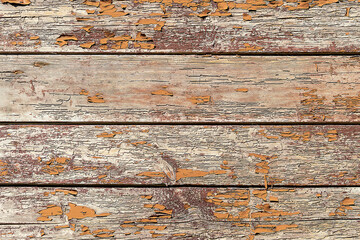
left=1, top=55, right=359, bottom=122
left=1, top=0, right=360, bottom=53
left=0, top=187, right=360, bottom=239
left=0, top=125, right=359, bottom=185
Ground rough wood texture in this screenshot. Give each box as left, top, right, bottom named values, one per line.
left=0, top=125, right=358, bottom=185
left=1, top=55, right=359, bottom=122
left=1, top=0, right=360, bottom=53
left=0, top=187, right=360, bottom=239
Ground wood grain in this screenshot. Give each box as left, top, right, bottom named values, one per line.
left=1, top=0, right=360, bottom=53
left=1, top=55, right=359, bottom=122
left=0, top=187, right=360, bottom=239
left=0, top=125, right=358, bottom=185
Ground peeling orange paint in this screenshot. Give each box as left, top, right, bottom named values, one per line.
left=136, top=19, right=165, bottom=31
left=96, top=132, right=116, bottom=138
left=151, top=89, right=173, bottom=96
left=239, top=43, right=263, bottom=52
left=79, top=89, right=89, bottom=95
left=253, top=189, right=267, bottom=201
left=176, top=168, right=226, bottom=181
left=81, top=25, right=94, bottom=32
left=88, top=94, right=105, bottom=103
left=80, top=42, right=95, bottom=49
left=235, top=88, right=249, bottom=92
left=67, top=203, right=111, bottom=220
left=137, top=171, right=166, bottom=178
left=55, top=35, right=78, bottom=47
left=188, top=96, right=212, bottom=104
left=134, top=42, right=156, bottom=49
left=243, top=13, right=252, bottom=20
left=131, top=141, right=147, bottom=146
left=37, top=205, right=63, bottom=221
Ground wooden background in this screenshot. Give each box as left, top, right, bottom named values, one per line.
left=0, top=0, right=359, bottom=239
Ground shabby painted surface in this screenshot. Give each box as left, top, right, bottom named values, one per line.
left=1, top=0, right=360, bottom=52
left=0, top=55, right=359, bottom=122
left=0, top=187, right=360, bottom=239
left=0, top=125, right=358, bottom=185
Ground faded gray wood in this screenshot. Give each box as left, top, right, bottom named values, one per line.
left=1, top=55, right=359, bottom=122
left=1, top=0, right=360, bottom=53
left=0, top=125, right=358, bottom=185
left=0, top=187, right=359, bottom=239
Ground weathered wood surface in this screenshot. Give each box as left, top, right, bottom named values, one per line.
left=0, top=187, right=360, bottom=239
left=1, top=0, right=360, bottom=53
left=1, top=55, right=359, bottom=122
left=0, top=125, right=358, bottom=185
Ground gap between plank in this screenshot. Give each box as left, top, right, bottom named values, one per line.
left=0, top=122, right=358, bottom=126
left=1, top=183, right=360, bottom=188
left=1, top=52, right=360, bottom=56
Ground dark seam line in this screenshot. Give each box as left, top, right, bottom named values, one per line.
left=0, top=183, right=360, bottom=188
left=2, top=52, right=360, bottom=56
left=0, top=122, right=358, bottom=126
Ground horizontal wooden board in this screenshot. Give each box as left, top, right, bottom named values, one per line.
left=0, top=125, right=359, bottom=185
left=1, top=55, right=359, bottom=122
left=0, top=187, right=360, bottom=239
left=1, top=0, right=360, bottom=53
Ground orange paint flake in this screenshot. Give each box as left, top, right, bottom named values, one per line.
left=55, top=225, right=70, bottom=229
left=79, top=89, right=89, bottom=95
left=188, top=96, right=212, bottom=104
left=172, top=233, right=186, bottom=236
left=66, top=203, right=111, bottom=220
left=136, top=19, right=165, bottom=31
left=314, top=0, right=338, bottom=7
left=30, top=36, right=40, bottom=40
left=255, top=161, right=270, bottom=174
left=37, top=205, right=63, bottom=221
left=137, top=171, right=166, bottom=178
left=151, top=89, right=173, bottom=96
left=81, top=25, right=94, bottom=32
left=270, top=188, right=295, bottom=192
left=131, top=141, right=147, bottom=146
left=88, top=94, right=105, bottom=103
left=54, top=189, right=78, bottom=196
left=253, top=189, right=267, bottom=201
left=83, top=0, right=100, bottom=7
left=176, top=168, right=226, bottom=181
left=80, top=41, right=95, bottom=49
left=239, top=43, right=263, bottom=52
left=135, top=32, right=153, bottom=41
left=96, top=132, right=116, bottom=138
left=269, top=196, right=279, bottom=202
left=243, top=13, right=252, bottom=21
left=1, top=0, right=31, bottom=5
left=55, top=157, right=70, bottom=164
left=143, top=225, right=167, bottom=230
left=55, top=35, right=78, bottom=47
left=235, top=88, right=249, bottom=92
left=141, top=195, right=153, bottom=200
left=92, top=229, right=115, bottom=238
left=341, top=197, right=355, bottom=206
left=41, top=165, right=65, bottom=175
